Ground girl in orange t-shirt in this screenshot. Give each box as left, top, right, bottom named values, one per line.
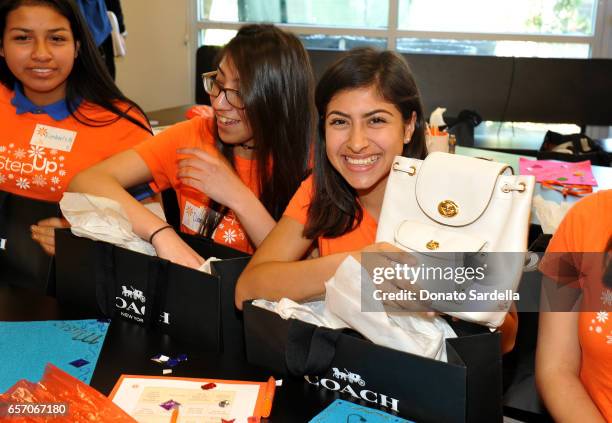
left=235, top=48, right=425, bottom=302
left=537, top=190, right=612, bottom=422
left=236, top=48, right=518, bottom=353
left=0, top=0, right=151, bottom=255
left=69, top=24, right=315, bottom=260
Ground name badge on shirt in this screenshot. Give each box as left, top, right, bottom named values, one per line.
left=30, top=124, right=77, bottom=152
left=182, top=200, right=206, bottom=233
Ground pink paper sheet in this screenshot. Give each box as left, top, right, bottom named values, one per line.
left=519, top=158, right=597, bottom=186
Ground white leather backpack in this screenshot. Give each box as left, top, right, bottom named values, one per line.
left=376, top=152, right=536, bottom=327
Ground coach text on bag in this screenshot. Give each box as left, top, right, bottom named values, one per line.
left=55, top=229, right=249, bottom=352
left=243, top=301, right=503, bottom=423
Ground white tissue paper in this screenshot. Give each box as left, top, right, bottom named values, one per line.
left=60, top=192, right=160, bottom=255
left=532, top=194, right=575, bottom=234
left=60, top=193, right=221, bottom=274
left=426, top=107, right=449, bottom=153
left=429, top=107, right=447, bottom=128
left=254, top=256, right=456, bottom=361
left=199, top=257, right=222, bottom=274
left=252, top=298, right=347, bottom=329
left=324, top=256, right=456, bottom=361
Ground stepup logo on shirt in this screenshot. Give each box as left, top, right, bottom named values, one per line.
left=0, top=124, right=76, bottom=194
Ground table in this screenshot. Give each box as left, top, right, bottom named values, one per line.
left=0, top=284, right=533, bottom=422
left=0, top=284, right=378, bottom=422
left=457, top=146, right=611, bottom=227
left=457, top=146, right=611, bottom=201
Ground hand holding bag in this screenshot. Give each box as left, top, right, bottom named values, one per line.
left=376, top=152, right=535, bottom=327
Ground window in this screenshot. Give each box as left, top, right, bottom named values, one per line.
left=195, top=0, right=611, bottom=140
left=397, top=0, right=596, bottom=35
left=196, top=0, right=605, bottom=58
left=199, top=0, right=387, bottom=27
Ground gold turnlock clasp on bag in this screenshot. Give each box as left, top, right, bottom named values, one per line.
left=438, top=200, right=458, bottom=217
left=426, top=240, right=440, bottom=250
left=501, top=182, right=526, bottom=193
left=393, top=162, right=416, bottom=176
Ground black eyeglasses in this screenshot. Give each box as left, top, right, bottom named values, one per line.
left=201, top=71, right=245, bottom=109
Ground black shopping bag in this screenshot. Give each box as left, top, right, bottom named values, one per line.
left=243, top=301, right=503, bottom=423
left=0, top=192, right=59, bottom=293
left=179, top=232, right=250, bottom=356
left=537, top=131, right=610, bottom=166
left=55, top=229, right=250, bottom=351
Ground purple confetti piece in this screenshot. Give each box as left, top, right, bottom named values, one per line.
left=159, top=399, right=181, bottom=411
left=166, top=358, right=180, bottom=368
left=69, top=358, right=90, bottom=368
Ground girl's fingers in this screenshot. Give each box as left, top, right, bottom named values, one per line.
left=177, top=158, right=210, bottom=171
left=176, top=176, right=200, bottom=190
left=36, top=217, right=69, bottom=228
left=31, top=225, right=54, bottom=237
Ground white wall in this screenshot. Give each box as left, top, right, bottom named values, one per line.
left=114, top=0, right=194, bottom=112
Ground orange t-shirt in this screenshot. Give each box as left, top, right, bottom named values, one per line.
left=134, top=116, right=259, bottom=254
left=284, top=174, right=519, bottom=352
left=0, top=84, right=151, bottom=202
left=540, top=190, right=612, bottom=421
left=284, top=175, right=377, bottom=256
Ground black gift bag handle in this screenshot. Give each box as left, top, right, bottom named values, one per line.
left=285, top=319, right=360, bottom=377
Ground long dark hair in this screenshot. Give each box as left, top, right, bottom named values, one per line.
left=305, top=47, right=427, bottom=239
left=0, top=0, right=151, bottom=133
left=200, top=24, right=315, bottom=238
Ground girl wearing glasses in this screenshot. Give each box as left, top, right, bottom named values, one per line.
left=0, top=0, right=151, bottom=256
left=69, top=24, right=315, bottom=267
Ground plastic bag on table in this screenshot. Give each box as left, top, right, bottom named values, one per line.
left=0, top=363, right=136, bottom=422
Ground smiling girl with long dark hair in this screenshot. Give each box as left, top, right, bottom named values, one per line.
left=0, top=0, right=151, bottom=257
